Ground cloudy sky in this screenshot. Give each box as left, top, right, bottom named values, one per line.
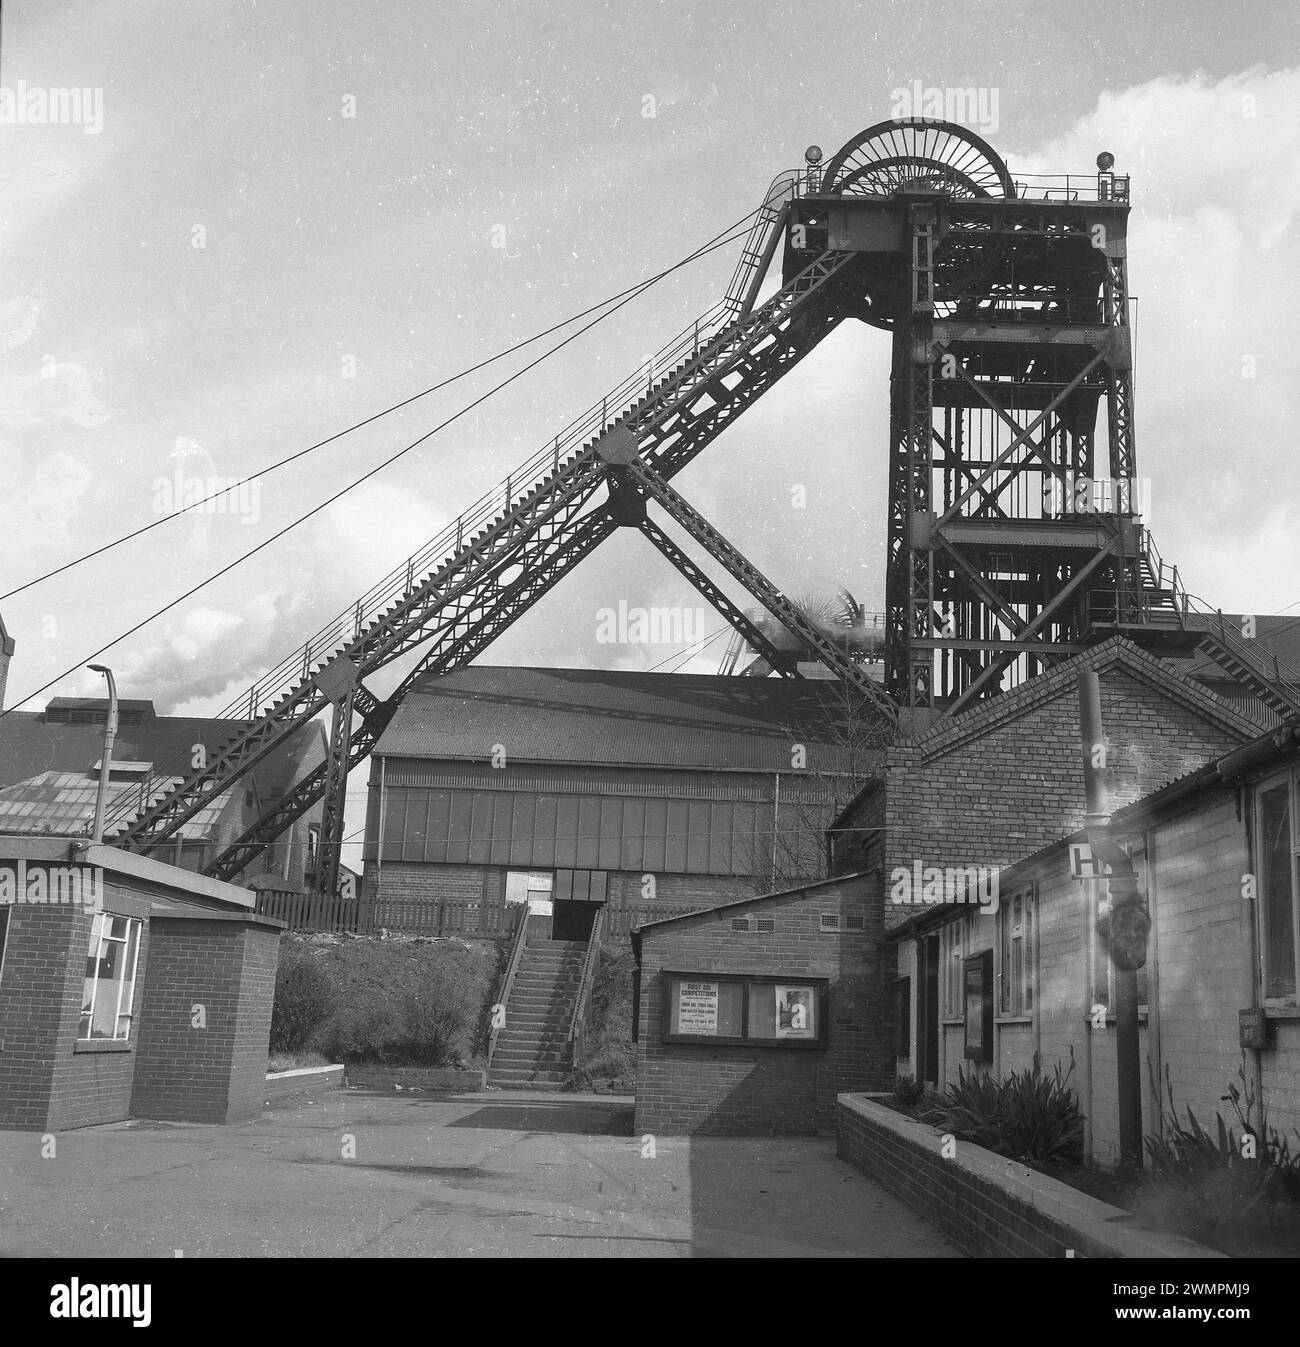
left=2, top=0, right=1298, bottom=863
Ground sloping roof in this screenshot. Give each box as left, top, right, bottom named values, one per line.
left=830, top=635, right=1263, bottom=835
left=629, top=871, right=873, bottom=959
left=901, top=636, right=1267, bottom=765
left=0, top=704, right=325, bottom=803
left=373, top=667, right=888, bottom=774
left=0, top=771, right=227, bottom=838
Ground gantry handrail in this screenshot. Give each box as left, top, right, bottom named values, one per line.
left=567, top=905, right=606, bottom=1073
left=486, top=902, right=531, bottom=1069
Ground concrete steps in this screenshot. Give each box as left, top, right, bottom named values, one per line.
left=487, top=939, right=587, bottom=1089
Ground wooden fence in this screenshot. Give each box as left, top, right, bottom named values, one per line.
left=253, top=887, right=368, bottom=934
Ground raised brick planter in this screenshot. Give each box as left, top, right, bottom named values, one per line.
left=343, top=1065, right=486, bottom=1092
left=264, top=1064, right=344, bottom=1104
left=837, top=1093, right=1224, bottom=1259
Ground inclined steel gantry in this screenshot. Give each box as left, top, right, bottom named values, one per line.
left=105, top=117, right=1248, bottom=898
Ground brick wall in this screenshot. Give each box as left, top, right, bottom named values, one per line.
left=45, top=884, right=152, bottom=1131
left=367, top=860, right=503, bottom=907
left=837, top=1094, right=1220, bottom=1258
left=228, top=924, right=281, bottom=1121
left=130, top=917, right=280, bottom=1124
left=0, top=879, right=158, bottom=1132
left=0, top=904, right=80, bottom=1129
left=635, top=874, right=892, bottom=1135
left=868, top=643, right=1258, bottom=936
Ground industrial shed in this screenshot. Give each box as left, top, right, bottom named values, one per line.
left=362, top=666, right=886, bottom=940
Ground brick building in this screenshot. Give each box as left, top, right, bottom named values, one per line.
left=632, top=873, right=891, bottom=1135
left=0, top=835, right=281, bottom=1131
left=362, top=666, right=886, bottom=940
left=828, top=636, right=1291, bottom=1164
left=0, top=694, right=328, bottom=890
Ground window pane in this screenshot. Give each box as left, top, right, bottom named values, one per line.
left=1260, top=784, right=1296, bottom=998
left=117, top=921, right=141, bottom=1039
left=1024, top=898, right=1034, bottom=1010
left=80, top=913, right=104, bottom=1038
left=775, top=984, right=816, bottom=1039
left=716, top=981, right=743, bottom=1036
left=999, top=904, right=1011, bottom=1013
left=748, top=984, right=777, bottom=1039
left=90, top=935, right=124, bottom=1038
left=668, top=978, right=742, bottom=1037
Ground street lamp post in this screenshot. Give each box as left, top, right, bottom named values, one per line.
left=88, top=664, right=118, bottom=845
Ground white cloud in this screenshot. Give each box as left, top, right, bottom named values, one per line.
left=0, top=448, right=93, bottom=552
left=0, top=360, right=110, bottom=430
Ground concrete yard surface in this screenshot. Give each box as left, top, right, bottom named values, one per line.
left=0, top=1090, right=961, bottom=1258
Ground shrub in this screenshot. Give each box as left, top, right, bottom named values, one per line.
left=932, top=1051, right=1084, bottom=1165
left=893, top=1075, right=927, bottom=1108
left=314, top=939, right=495, bottom=1067
left=569, top=945, right=636, bottom=1089
left=1136, top=1064, right=1300, bottom=1251
left=396, top=957, right=481, bottom=1065
left=269, top=946, right=336, bottom=1054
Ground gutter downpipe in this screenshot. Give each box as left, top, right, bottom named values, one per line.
left=1240, top=784, right=1265, bottom=1137
left=771, top=772, right=780, bottom=887
left=376, top=756, right=386, bottom=929
left=1079, top=670, right=1147, bottom=1173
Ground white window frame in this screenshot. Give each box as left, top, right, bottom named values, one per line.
left=1256, top=769, right=1300, bottom=1007
left=306, top=822, right=322, bottom=876
left=998, top=885, right=1034, bottom=1017
left=941, top=917, right=966, bottom=1021
left=79, top=912, right=142, bottom=1042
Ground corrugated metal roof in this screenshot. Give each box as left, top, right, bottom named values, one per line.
left=374, top=667, right=888, bottom=774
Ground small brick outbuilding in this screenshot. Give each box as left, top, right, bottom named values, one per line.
left=631, top=873, right=892, bottom=1135
left=0, top=835, right=282, bottom=1131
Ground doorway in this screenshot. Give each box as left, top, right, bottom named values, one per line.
left=551, top=900, right=600, bottom=942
